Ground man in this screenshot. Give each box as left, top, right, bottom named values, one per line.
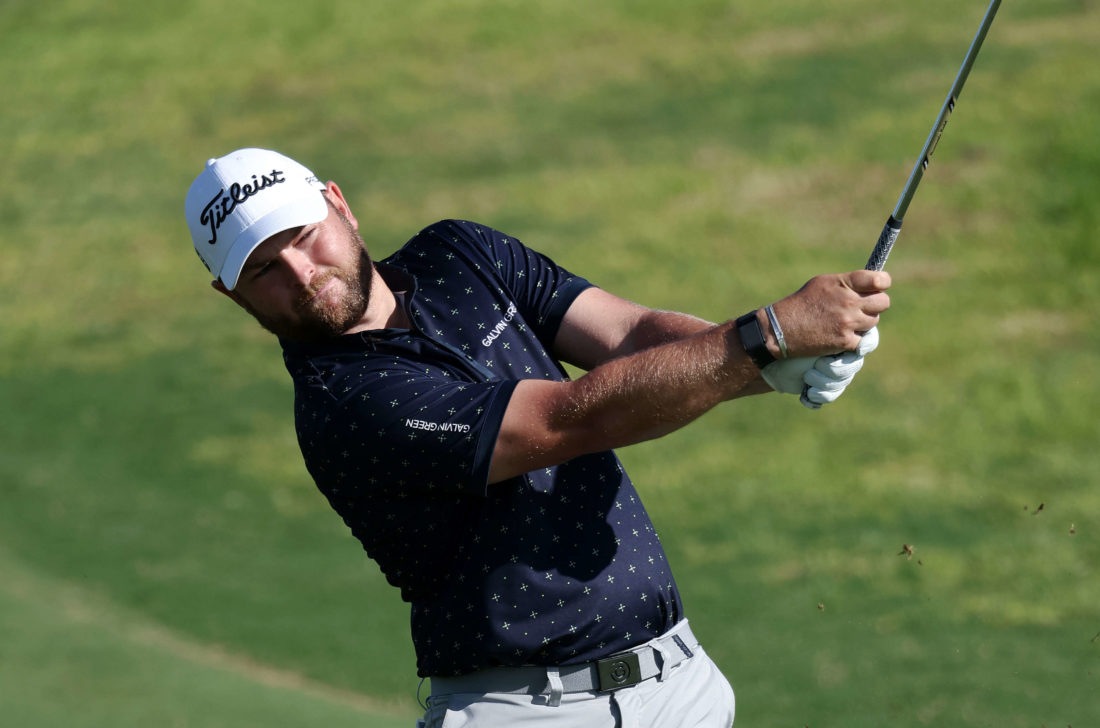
left=185, top=148, right=889, bottom=727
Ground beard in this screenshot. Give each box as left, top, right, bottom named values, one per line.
left=245, top=215, right=375, bottom=343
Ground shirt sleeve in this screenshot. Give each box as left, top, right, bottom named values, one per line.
left=419, top=220, right=593, bottom=346
left=296, top=352, right=518, bottom=501
left=289, top=351, right=518, bottom=601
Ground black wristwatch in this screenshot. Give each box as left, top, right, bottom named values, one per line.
left=735, top=310, right=775, bottom=370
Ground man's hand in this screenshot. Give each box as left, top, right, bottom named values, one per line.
left=762, top=327, right=880, bottom=407
left=760, top=355, right=817, bottom=395
left=767, top=270, right=891, bottom=359
left=759, top=269, right=889, bottom=409
left=800, top=326, right=879, bottom=409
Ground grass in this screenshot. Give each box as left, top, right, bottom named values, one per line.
left=2, top=0, right=1098, bottom=725
left=0, top=547, right=409, bottom=727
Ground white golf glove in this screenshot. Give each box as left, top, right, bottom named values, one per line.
left=761, top=327, right=879, bottom=409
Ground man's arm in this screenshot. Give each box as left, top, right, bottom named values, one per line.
left=551, top=286, right=775, bottom=399
left=551, top=287, right=716, bottom=370
left=487, top=270, right=891, bottom=484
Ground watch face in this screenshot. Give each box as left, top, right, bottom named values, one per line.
left=736, top=311, right=774, bottom=369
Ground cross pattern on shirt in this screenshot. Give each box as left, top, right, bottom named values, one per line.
left=283, top=221, right=683, bottom=678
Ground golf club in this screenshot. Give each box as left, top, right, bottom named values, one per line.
left=864, top=0, right=1001, bottom=271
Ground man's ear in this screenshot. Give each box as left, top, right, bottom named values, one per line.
left=211, top=279, right=247, bottom=309
left=322, top=181, right=358, bottom=231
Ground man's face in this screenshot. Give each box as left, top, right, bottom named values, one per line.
left=228, top=198, right=373, bottom=343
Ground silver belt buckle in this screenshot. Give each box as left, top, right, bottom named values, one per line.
left=596, top=652, right=642, bottom=691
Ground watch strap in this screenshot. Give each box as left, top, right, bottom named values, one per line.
left=735, top=310, right=776, bottom=369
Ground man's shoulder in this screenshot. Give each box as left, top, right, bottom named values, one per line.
left=388, top=219, right=514, bottom=261
left=412, top=219, right=505, bottom=240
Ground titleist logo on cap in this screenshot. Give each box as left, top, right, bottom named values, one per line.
left=200, top=169, right=287, bottom=245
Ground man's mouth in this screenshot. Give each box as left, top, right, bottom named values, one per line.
left=310, top=277, right=337, bottom=301
left=302, top=275, right=338, bottom=308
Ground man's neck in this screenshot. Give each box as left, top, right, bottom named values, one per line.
left=345, top=267, right=410, bottom=334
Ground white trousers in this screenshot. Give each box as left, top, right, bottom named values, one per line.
left=418, top=646, right=735, bottom=728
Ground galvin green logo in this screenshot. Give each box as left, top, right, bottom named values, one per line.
left=200, top=169, right=286, bottom=245
left=482, top=302, right=518, bottom=347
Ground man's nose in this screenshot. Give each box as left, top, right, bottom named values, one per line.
left=279, top=247, right=315, bottom=288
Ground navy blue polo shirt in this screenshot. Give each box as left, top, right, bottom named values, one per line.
left=282, top=220, right=683, bottom=677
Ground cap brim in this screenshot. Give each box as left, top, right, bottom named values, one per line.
left=218, top=193, right=329, bottom=290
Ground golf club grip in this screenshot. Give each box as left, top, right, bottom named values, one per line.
left=866, top=215, right=902, bottom=271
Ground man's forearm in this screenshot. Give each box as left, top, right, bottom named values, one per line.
left=627, top=309, right=772, bottom=396
left=623, top=308, right=715, bottom=353
left=555, top=320, right=757, bottom=444
left=553, top=289, right=718, bottom=370
left=491, top=320, right=760, bottom=482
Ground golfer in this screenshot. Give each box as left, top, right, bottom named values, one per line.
left=185, top=148, right=890, bottom=727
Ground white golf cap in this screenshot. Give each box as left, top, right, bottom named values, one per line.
left=185, top=148, right=328, bottom=290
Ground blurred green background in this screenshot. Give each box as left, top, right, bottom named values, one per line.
left=2, top=0, right=1097, bottom=725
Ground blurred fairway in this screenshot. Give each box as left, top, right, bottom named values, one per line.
left=2, top=0, right=1097, bottom=725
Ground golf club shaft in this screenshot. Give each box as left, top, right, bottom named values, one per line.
left=865, top=0, right=1001, bottom=271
